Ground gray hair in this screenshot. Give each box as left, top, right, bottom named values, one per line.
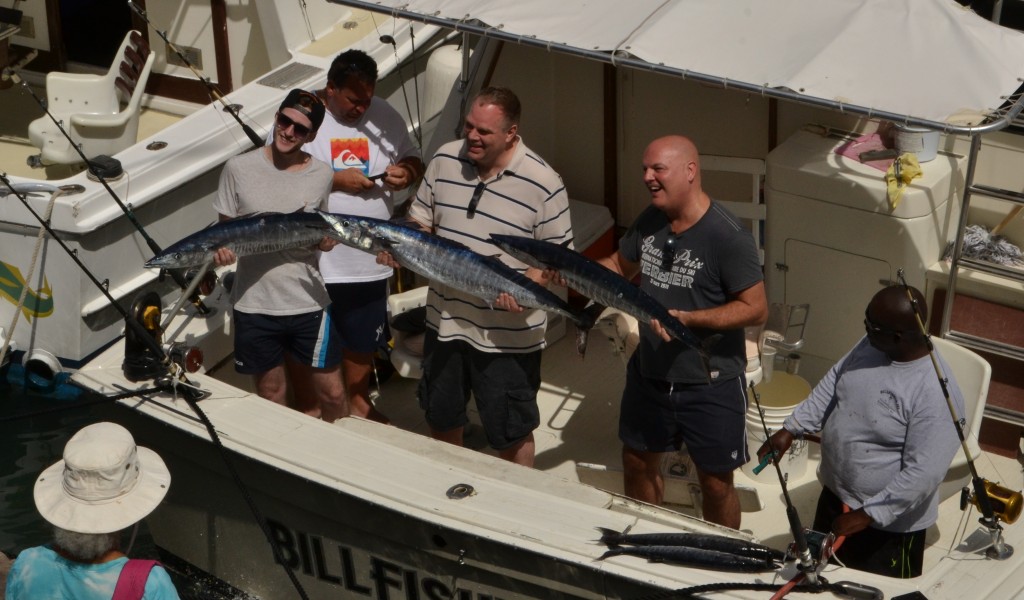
left=53, top=526, right=120, bottom=561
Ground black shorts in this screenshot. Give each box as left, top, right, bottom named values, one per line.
left=619, top=354, right=749, bottom=473
left=232, top=308, right=342, bottom=374
left=326, top=280, right=390, bottom=354
left=417, top=330, right=541, bottom=451
left=814, top=486, right=926, bottom=578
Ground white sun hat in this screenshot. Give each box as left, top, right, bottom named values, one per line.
left=33, top=422, right=171, bottom=534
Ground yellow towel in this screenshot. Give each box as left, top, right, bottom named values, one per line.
left=886, top=153, right=922, bottom=210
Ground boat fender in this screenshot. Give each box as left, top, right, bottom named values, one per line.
left=22, top=348, right=62, bottom=387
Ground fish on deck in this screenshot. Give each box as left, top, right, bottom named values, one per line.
left=596, top=526, right=785, bottom=564
left=597, top=544, right=780, bottom=573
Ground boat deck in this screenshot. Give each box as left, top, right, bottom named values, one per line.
left=216, top=319, right=1024, bottom=564
left=70, top=277, right=1024, bottom=598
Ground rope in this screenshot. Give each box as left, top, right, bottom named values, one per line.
left=172, top=382, right=309, bottom=597
left=0, top=386, right=165, bottom=422
left=0, top=189, right=60, bottom=369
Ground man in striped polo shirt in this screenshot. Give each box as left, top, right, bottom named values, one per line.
left=404, top=86, right=572, bottom=466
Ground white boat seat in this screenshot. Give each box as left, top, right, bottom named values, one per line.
left=387, top=286, right=428, bottom=379
left=28, top=30, right=154, bottom=165
left=930, top=336, right=991, bottom=502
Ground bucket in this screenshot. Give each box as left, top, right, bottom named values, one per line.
left=894, top=124, right=939, bottom=163
left=742, top=373, right=811, bottom=480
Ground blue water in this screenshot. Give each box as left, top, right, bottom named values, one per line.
left=1, top=377, right=247, bottom=599
left=0, top=383, right=99, bottom=557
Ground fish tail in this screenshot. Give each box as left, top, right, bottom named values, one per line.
left=596, top=548, right=622, bottom=561
left=595, top=526, right=622, bottom=546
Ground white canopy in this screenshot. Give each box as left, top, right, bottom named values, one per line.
left=333, top=0, right=1024, bottom=132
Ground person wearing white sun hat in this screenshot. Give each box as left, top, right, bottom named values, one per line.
left=5, top=422, right=180, bottom=599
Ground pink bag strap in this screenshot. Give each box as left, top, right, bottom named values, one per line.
left=112, top=559, right=160, bottom=600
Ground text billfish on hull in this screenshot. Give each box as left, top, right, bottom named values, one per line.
left=318, top=211, right=595, bottom=355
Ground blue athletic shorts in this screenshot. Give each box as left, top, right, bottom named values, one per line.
left=417, top=330, right=541, bottom=450
left=619, top=354, right=749, bottom=473
left=232, top=308, right=342, bottom=374
left=326, top=280, right=389, bottom=354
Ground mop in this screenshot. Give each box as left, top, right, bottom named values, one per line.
left=956, top=224, right=1024, bottom=267
left=944, top=204, right=1024, bottom=267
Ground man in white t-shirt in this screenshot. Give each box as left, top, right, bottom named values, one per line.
left=306, top=49, right=424, bottom=423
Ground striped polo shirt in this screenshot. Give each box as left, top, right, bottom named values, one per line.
left=409, top=137, right=573, bottom=353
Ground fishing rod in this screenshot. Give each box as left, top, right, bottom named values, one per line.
left=0, top=173, right=179, bottom=381
left=749, top=380, right=819, bottom=585
left=5, top=69, right=213, bottom=318
left=2, top=175, right=312, bottom=598
left=379, top=31, right=423, bottom=150
left=895, top=268, right=1019, bottom=559
left=127, top=0, right=264, bottom=150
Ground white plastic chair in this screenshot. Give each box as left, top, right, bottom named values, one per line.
left=28, top=30, right=154, bottom=165
left=387, top=286, right=428, bottom=379
left=931, top=336, right=991, bottom=502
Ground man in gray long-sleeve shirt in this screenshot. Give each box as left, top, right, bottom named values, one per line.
left=759, top=285, right=965, bottom=578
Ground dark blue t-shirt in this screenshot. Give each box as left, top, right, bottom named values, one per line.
left=619, top=201, right=762, bottom=383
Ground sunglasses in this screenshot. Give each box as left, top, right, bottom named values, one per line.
left=467, top=182, right=487, bottom=218
left=276, top=112, right=311, bottom=138
left=663, top=236, right=677, bottom=268
left=863, top=310, right=903, bottom=336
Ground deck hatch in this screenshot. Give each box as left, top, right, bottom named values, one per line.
left=257, top=63, right=323, bottom=90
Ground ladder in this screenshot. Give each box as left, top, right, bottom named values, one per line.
left=940, top=133, right=1024, bottom=426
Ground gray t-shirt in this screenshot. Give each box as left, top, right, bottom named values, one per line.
left=619, top=201, right=763, bottom=383
left=784, top=337, right=966, bottom=532
left=212, top=148, right=333, bottom=315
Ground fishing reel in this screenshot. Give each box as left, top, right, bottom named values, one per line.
left=787, top=528, right=835, bottom=573
left=960, top=478, right=1022, bottom=560
left=123, top=291, right=204, bottom=382
left=185, top=266, right=219, bottom=295
left=961, top=479, right=1023, bottom=526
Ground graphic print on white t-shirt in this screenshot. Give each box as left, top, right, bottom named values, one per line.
left=331, top=137, right=371, bottom=174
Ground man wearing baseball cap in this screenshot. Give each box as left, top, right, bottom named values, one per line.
left=5, top=422, right=180, bottom=598
left=213, top=88, right=348, bottom=421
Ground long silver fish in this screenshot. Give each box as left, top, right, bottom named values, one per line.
left=145, top=211, right=332, bottom=269
left=318, top=211, right=595, bottom=355
left=597, top=544, right=779, bottom=573
left=489, top=234, right=716, bottom=372
left=596, top=527, right=785, bottom=564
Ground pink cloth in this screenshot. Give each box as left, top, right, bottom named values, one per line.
left=834, top=132, right=896, bottom=172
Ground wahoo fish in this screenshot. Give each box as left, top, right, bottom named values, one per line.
left=596, top=527, right=785, bottom=564
left=318, top=211, right=595, bottom=355
left=597, top=544, right=779, bottom=573
left=489, top=234, right=713, bottom=362
left=145, top=211, right=333, bottom=269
